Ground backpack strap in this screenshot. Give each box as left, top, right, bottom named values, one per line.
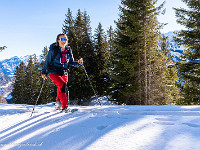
left=50, top=45, right=71, bottom=65
left=51, top=45, right=60, bottom=64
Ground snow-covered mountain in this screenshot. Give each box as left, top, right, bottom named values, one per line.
left=0, top=71, right=13, bottom=97
left=0, top=55, right=39, bottom=99
left=0, top=55, right=32, bottom=78
left=164, top=31, right=185, bottom=62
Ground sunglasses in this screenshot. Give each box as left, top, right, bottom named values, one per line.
left=59, top=38, right=67, bottom=41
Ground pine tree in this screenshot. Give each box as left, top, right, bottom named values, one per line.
left=12, top=61, right=26, bottom=104
left=63, top=8, right=76, bottom=50
left=111, top=0, right=143, bottom=104
left=107, top=26, right=115, bottom=54
left=106, top=26, right=117, bottom=97
left=93, top=23, right=110, bottom=95
left=24, top=55, right=40, bottom=105
left=62, top=9, right=95, bottom=104
left=151, top=34, right=181, bottom=104
left=12, top=54, right=55, bottom=105
left=174, top=0, right=200, bottom=104
left=40, top=46, right=48, bottom=63
left=107, top=26, right=116, bottom=68
left=111, top=0, right=167, bottom=105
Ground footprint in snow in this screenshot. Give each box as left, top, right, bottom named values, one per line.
left=182, top=123, right=200, bottom=128
left=154, top=122, right=175, bottom=126
left=154, top=117, right=175, bottom=126
left=155, top=117, right=176, bottom=122
left=97, top=125, right=108, bottom=130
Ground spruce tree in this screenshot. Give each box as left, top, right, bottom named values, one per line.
left=107, top=26, right=116, bottom=67
left=12, top=54, right=55, bottom=105
left=111, top=0, right=167, bottom=105
left=107, top=26, right=115, bottom=54
left=107, top=26, right=118, bottom=99
left=24, top=55, right=40, bottom=105
left=63, top=8, right=76, bottom=51
left=12, top=61, right=26, bottom=104
left=152, top=34, right=181, bottom=104
left=93, top=23, right=110, bottom=95
left=111, top=0, right=144, bottom=104
left=62, top=9, right=95, bottom=104
left=174, top=0, right=200, bottom=104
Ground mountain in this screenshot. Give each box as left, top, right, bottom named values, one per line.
left=0, top=55, right=40, bottom=100
left=0, top=55, right=31, bottom=78
left=164, top=31, right=185, bottom=62
left=0, top=71, right=13, bottom=97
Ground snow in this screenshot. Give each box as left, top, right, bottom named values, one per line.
left=1, top=103, right=200, bottom=150
left=1, top=82, right=12, bottom=89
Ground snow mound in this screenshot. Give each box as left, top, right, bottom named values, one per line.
left=89, top=96, right=116, bottom=106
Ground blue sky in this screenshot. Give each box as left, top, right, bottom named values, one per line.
left=0, top=0, right=187, bottom=60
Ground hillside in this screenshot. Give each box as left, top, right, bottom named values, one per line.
left=0, top=55, right=39, bottom=99
left=0, top=103, right=200, bottom=150
left=0, top=71, right=12, bottom=97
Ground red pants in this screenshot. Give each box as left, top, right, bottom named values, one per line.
left=49, top=73, right=68, bottom=109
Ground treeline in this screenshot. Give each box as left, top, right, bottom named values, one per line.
left=174, top=0, right=200, bottom=104
left=12, top=53, right=56, bottom=105
left=12, top=0, right=199, bottom=105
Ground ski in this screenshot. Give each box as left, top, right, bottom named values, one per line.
left=61, top=108, right=78, bottom=113
left=51, top=107, right=78, bottom=114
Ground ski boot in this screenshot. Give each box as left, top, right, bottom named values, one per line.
left=55, top=99, right=61, bottom=110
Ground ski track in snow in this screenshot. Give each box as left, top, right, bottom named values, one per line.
left=0, top=104, right=200, bottom=150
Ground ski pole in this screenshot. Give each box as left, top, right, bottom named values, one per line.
left=30, top=79, right=45, bottom=117
left=82, top=64, right=102, bottom=106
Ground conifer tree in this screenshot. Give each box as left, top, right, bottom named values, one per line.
left=12, top=61, right=26, bottom=104
left=62, top=9, right=95, bottom=104
left=107, top=26, right=118, bottom=98
left=24, top=55, right=40, bottom=105
left=111, top=0, right=167, bottom=105
left=152, top=34, right=181, bottom=104
left=93, top=23, right=110, bottom=95
left=107, top=26, right=116, bottom=67
left=63, top=8, right=76, bottom=51
left=40, top=46, right=48, bottom=63
left=12, top=53, right=55, bottom=105
left=174, top=0, right=200, bottom=104
left=107, top=26, right=115, bottom=54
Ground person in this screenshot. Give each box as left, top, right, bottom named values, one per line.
left=41, top=33, right=83, bottom=112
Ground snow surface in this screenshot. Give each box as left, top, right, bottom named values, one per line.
left=1, top=103, right=200, bottom=150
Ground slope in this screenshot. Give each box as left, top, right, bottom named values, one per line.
left=0, top=103, right=200, bottom=150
